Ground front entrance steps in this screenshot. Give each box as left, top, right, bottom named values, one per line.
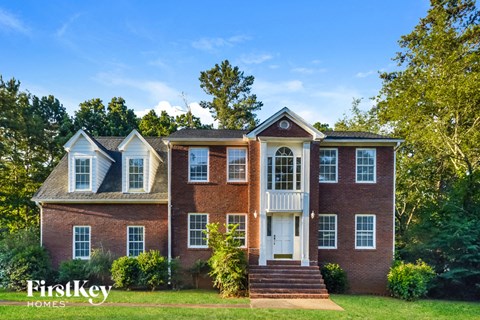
left=249, top=260, right=329, bottom=299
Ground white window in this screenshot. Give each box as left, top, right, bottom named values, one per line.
left=189, top=148, right=209, bottom=182
left=319, top=149, right=338, bottom=183
left=227, top=148, right=247, bottom=182
left=127, top=226, right=145, bottom=257
left=227, top=214, right=247, bottom=247
left=128, top=158, right=145, bottom=191
left=188, top=213, right=208, bottom=248
left=318, top=215, right=337, bottom=249
left=356, top=148, right=376, bottom=183
left=355, top=214, right=376, bottom=249
left=73, top=226, right=90, bottom=259
left=74, top=157, right=91, bottom=190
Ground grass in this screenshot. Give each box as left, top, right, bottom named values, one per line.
left=0, top=289, right=479, bottom=319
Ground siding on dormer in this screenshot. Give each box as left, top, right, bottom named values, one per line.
left=122, top=135, right=150, bottom=193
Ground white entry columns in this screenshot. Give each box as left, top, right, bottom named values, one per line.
left=259, top=141, right=268, bottom=266
left=300, top=141, right=310, bottom=266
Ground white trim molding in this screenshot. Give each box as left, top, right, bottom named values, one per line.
left=226, top=147, right=248, bottom=182
left=188, top=213, right=209, bottom=249
left=188, top=147, right=209, bottom=182
left=355, top=214, right=376, bottom=249
left=127, top=225, right=145, bottom=257
left=318, top=214, right=338, bottom=249
left=226, top=213, right=248, bottom=248
left=72, top=225, right=91, bottom=260
left=356, top=148, right=377, bottom=183
left=319, top=148, right=338, bottom=183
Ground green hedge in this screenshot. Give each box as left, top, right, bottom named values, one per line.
left=388, top=260, right=435, bottom=301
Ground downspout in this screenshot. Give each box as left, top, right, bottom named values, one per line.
left=167, top=142, right=172, bottom=284
left=392, top=141, right=401, bottom=260
left=35, top=201, right=43, bottom=246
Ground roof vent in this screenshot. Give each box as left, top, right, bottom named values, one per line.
left=278, top=120, right=291, bottom=130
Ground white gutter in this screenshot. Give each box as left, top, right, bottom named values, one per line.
left=167, top=141, right=172, bottom=283
left=35, top=201, right=43, bottom=246
left=392, top=141, right=401, bottom=259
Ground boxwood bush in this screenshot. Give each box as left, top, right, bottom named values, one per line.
left=387, top=260, right=435, bottom=301
left=137, top=250, right=168, bottom=291
left=57, top=259, right=88, bottom=284
left=321, top=263, right=348, bottom=293
left=111, top=256, right=139, bottom=290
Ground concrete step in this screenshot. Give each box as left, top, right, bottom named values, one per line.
left=266, top=260, right=301, bottom=266
left=250, top=293, right=330, bottom=299
left=249, top=277, right=324, bottom=284
left=251, top=288, right=328, bottom=294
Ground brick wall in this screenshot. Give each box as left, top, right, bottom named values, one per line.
left=42, top=203, right=168, bottom=267
left=318, top=146, right=394, bottom=294
left=258, top=116, right=312, bottom=138
left=170, top=145, right=250, bottom=273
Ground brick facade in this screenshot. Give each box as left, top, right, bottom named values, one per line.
left=258, top=116, right=313, bottom=138
left=317, top=146, right=394, bottom=294
left=42, top=203, right=168, bottom=267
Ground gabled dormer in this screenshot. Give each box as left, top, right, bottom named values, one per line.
left=64, top=130, right=115, bottom=193
left=118, top=130, right=162, bottom=193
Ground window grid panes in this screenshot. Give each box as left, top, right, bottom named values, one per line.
left=356, top=149, right=376, bottom=182
left=267, top=157, right=273, bottom=190
left=275, top=147, right=294, bottom=190
left=189, top=214, right=208, bottom=247
left=227, top=215, right=246, bottom=247
left=296, top=157, right=302, bottom=190
left=129, top=158, right=144, bottom=190
left=318, top=215, right=336, bottom=248
left=189, top=148, right=208, bottom=181
left=128, top=226, right=144, bottom=257
left=356, top=215, right=375, bottom=248
left=319, top=149, right=337, bottom=182
left=228, top=149, right=247, bottom=181
left=74, top=226, right=90, bottom=259
left=75, top=158, right=90, bottom=190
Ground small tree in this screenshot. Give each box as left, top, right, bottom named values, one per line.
left=204, top=223, right=247, bottom=297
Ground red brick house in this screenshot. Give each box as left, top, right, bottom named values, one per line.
left=33, top=107, right=401, bottom=296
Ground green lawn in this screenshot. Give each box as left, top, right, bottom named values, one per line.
left=0, top=289, right=478, bottom=319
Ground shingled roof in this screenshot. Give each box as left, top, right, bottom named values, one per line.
left=323, top=131, right=396, bottom=140
left=32, top=136, right=168, bottom=202
left=166, top=129, right=248, bottom=140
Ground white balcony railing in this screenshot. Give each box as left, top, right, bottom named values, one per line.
left=266, top=191, right=306, bottom=212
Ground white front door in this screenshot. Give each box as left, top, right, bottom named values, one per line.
left=272, top=214, right=293, bottom=259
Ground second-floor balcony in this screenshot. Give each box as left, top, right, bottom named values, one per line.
left=266, top=191, right=307, bottom=212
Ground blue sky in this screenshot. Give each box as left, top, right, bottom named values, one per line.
left=0, top=1, right=430, bottom=127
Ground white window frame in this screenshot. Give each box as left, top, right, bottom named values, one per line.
left=73, top=226, right=91, bottom=259
left=126, top=157, right=146, bottom=192
left=319, top=148, right=338, bottom=183
left=227, top=147, right=248, bottom=182
left=318, top=214, right=337, bottom=249
left=188, top=213, right=209, bottom=248
left=127, top=226, right=145, bottom=257
left=355, top=214, right=376, bottom=249
left=226, top=214, right=247, bottom=248
left=73, top=156, right=93, bottom=191
left=188, top=147, right=209, bottom=182
left=356, top=148, right=376, bottom=183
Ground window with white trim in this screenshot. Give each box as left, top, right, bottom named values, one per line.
left=75, top=158, right=91, bottom=190
left=73, top=226, right=90, bottom=259
left=188, top=214, right=208, bottom=248
left=319, top=149, right=338, bottom=183
left=227, top=214, right=247, bottom=247
left=127, top=226, right=145, bottom=257
left=356, top=148, right=376, bottom=183
left=189, top=148, right=208, bottom=182
left=355, top=214, right=376, bottom=249
left=128, top=158, right=144, bottom=191
left=227, top=148, right=247, bottom=182
left=318, top=215, right=337, bottom=248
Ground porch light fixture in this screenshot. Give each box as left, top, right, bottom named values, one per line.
left=253, top=210, right=257, bottom=219
left=310, top=211, right=315, bottom=219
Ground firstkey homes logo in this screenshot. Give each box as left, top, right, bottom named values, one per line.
left=27, top=280, right=112, bottom=307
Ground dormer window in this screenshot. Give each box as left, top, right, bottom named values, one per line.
left=75, top=157, right=92, bottom=191
left=128, top=158, right=145, bottom=191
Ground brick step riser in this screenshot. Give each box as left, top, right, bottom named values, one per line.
left=266, top=261, right=302, bottom=266
left=250, top=284, right=326, bottom=290
left=250, top=266, right=320, bottom=270
left=251, top=288, right=328, bottom=294
left=249, top=278, right=324, bottom=284
left=249, top=273, right=323, bottom=279
left=250, top=293, right=330, bottom=299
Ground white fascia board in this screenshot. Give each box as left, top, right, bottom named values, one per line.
left=35, top=198, right=167, bottom=204
left=63, top=129, right=115, bottom=162
left=246, top=107, right=325, bottom=141
left=118, top=129, right=162, bottom=162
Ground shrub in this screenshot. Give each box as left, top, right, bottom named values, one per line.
left=85, top=247, right=115, bottom=285
left=110, top=256, right=139, bottom=290
left=0, top=229, right=53, bottom=290
left=205, top=223, right=247, bottom=297
left=388, top=260, right=435, bottom=301
left=57, top=259, right=88, bottom=284
left=321, top=263, right=348, bottom=293
left=137, top=250, right=169, bottom=291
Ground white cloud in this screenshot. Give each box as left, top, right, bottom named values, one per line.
left=136, top=101, right=216, bottom=127
left=56, top=13, right=81, bottom=37
left=191, top=34, right=250, bottom=52
left=355, top=70, right=376, bottom=78
left=239, top=53, right=272, bottom=65
left=254, top=79, right=305, bottom=95
left=291, top=67, right=327, bottom=75
left=0, top=8, right=29, bottom=34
